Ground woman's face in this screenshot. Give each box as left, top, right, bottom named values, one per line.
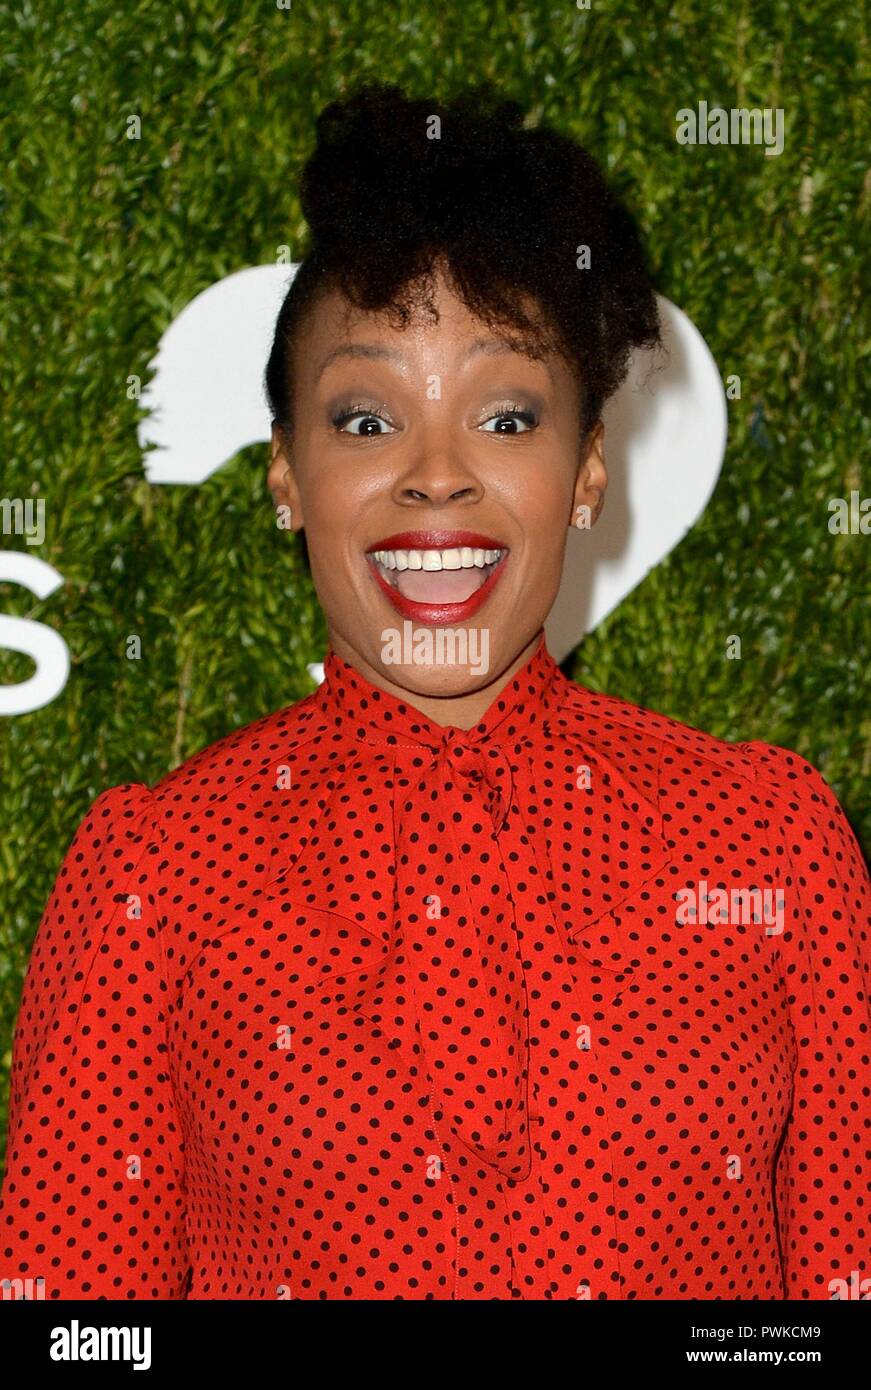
left=268, top=266, right=606, bottom=702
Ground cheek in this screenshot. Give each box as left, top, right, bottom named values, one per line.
left=499, top=460, right=573, bottom=541
left=296, top=464, right=366, bottom=557
left=291, top=495, right=350, bottom=606
left=504, top=468, right=573, bottom=592
left=298, top=444, right=385, bottom=525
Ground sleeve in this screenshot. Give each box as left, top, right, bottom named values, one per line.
left=0, top=783, right=189, bottom=1300
left=742, top=741, right=871, bottom=1301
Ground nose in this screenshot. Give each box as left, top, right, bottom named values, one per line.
left=392, top=432, right=484, bottom=508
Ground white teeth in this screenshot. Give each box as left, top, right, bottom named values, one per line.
left=371, top=546, right=505, bottom=571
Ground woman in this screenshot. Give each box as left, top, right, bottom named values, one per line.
left=1, top=83, right=868, bottom=1301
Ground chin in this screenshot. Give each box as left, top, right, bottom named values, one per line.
left=378, top=656, right=494, bottom=696
left=371, top=615, right=496, bottom=684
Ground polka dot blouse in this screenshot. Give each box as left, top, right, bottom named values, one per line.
left=1, top=631, right=868, bottom=1300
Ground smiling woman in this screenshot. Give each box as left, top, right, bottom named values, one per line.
left=0, top=81, right=868, bottom=1303
left=266, top=257, right=607, bottom=703
left=262, top=81, right=659, bottom=709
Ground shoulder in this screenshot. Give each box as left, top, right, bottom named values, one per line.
left=557, top=675, right=854, bottom=823
left=66, top=688, right=325, bottom=857
left=736, top=738, right=854, bottom=826
left=737, top=739, right=867, bottom=886
left=557, top=680, right=868, bottom=930
left=554, top=675, right=755, bottom=783
left=150, top=689, right=325, bottom=805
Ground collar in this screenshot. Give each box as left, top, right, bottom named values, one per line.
left=314, top=628, right=564, bottom=752
left=259, top=631, right=674, bottom=1001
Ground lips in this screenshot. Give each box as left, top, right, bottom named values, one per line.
left=365, top=530, right=510, bottom=624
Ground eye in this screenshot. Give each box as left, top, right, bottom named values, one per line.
left=331, top=405, right=396, bottom=436
left=479, top=406, right=538, bottom=435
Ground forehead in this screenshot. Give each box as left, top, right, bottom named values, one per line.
left=295, top=268, right=571, bottom=385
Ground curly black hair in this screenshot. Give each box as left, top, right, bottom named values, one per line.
left=265, top=81, right=661, bottom=440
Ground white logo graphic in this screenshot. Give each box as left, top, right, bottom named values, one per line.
left=0, top=553, right=70, bottom=716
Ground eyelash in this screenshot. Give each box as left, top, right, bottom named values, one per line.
left=330, top=401, right=539, bottom=433
left=331, top=401, right=393, bottom=431
left=484, top=402, right=538, bottom=432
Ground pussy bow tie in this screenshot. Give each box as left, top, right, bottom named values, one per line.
left=396, top=729, right=530, bottom=1177
left=323, top=636, right=562, bottom=1181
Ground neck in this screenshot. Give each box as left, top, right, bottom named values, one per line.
left=326, top=629, right=546, bottom=730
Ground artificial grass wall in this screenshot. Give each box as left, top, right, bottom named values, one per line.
left=0, top=0, right=867, bottom=1171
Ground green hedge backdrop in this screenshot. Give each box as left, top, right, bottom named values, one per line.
left=1, top=0, right=868, bottom=1172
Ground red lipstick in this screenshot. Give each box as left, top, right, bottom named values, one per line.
left=365, top=530, right=510, bottom=625
left=366, top=530, right=506, bottom=552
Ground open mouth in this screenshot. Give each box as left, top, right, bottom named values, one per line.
left=364, top=532, right=510, bottom=623
left=369, top=545, right=506, bottom=603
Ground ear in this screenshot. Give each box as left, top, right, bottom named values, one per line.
left=267, top=422, right=304, bottom=530
left=570, top=419, right=607, bottom=530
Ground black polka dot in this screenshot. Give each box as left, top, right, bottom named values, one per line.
left=1, top=633, right=867, bottom=1299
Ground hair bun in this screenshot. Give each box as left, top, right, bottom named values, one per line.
left=265, top=81, right=661, bottom=436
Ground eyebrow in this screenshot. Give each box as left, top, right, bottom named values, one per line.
left=316, top=336, right=548, bottom=378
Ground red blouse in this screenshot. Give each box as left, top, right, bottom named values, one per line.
left=1, top=632, right=868, bottom=1300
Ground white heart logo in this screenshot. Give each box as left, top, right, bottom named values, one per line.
left=140, top=266, right=726, bottom=669
left=547, top=297, right=727, bottom=662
